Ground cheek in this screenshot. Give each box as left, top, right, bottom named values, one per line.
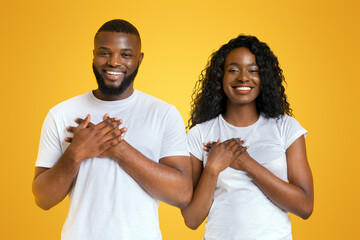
left=93, top=57, right=106, bottom=67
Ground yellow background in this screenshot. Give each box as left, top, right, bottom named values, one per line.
left=1, top=0, right=359, bottom=239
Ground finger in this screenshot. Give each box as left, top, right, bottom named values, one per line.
left=103, top=113, right=110, bottom=121
left=64, top=137, right=72, bottom=143
left=103, top=126, right=127, bottom=142
left=75, top=118, right=96, bottom=127
left=104, top=135, right=124, bottom=149
left=119, top=127, right=127, bottom=134
left=236, top=145, right=249, bottom=156
left=97, top=117, right=122, bottom=130
left=233, top=138, right=246, bottom=153
left=77, top=114, right=91, bottom=129
left=203, top=145, right=210, bottom=152
left=100, top=119, right=123, bottom=136
left=66, top=126, right=76, bottom=133
left=227, top=138, right=240, bottom=151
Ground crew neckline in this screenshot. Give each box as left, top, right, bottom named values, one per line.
left=219, top=113, right=263, bottom=129
left=87, top=89, right=139, bottom=107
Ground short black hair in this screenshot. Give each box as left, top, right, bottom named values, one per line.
left=95, top=19, right=141, bottom=43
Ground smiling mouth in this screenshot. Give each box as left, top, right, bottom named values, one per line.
left=105, top=71, right=125, bottom=76
left=235, top=86, right=251, bottom=90
left=103, top=70, right=126, bottom=81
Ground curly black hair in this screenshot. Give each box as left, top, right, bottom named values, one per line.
left=188, top=34, right=292, bottom=129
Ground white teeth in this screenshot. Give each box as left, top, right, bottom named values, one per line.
left=236, top=87, right=251, bottom=90
left=106, top=71, right=124, bottom=75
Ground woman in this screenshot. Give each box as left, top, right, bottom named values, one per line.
left=182, top=35, right=313, bottom=240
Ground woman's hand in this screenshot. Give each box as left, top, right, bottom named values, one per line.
left=230, top=150, right=253, bottom=171
left=205, top=138, right=248, bottom=175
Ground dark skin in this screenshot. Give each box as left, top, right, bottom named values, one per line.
left=32, top=114, right=126, bottom=210
left=181, top=47, right=314, bottom=230
left=32, top=32, right=192, bottom=210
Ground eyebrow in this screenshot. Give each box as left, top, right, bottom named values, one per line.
left=97, top=47, right=134, bottom=52
left=98, top=47, right=110, bottom=51
left=226, top=63, right=258, bottom=67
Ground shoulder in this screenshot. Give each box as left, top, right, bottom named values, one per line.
left=136, top=90, right=173, bottom=108
left=136, top=90, right=171, bottom=107
left=49, top=92, right=89, bottom=115
left=187, top=116, right=219, bottom=138
left=275, top=114, right=303, bottom=129
left=134, top=90, right=179, bottom=118
left=270, top=114, right=307, bottom=149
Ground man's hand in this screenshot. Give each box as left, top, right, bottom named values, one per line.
left=65, top=114, right=126, bottom=162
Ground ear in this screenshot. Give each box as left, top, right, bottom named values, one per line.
left=138, top=52, right=144, bottom=66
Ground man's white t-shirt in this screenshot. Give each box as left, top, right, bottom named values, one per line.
left=36, top=90, right=189, bottom=240
left=187, top=114, right=307, bottom=240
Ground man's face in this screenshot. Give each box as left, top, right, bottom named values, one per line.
left=93, top=32, right=143, bottom=97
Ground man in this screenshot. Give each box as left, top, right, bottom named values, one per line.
left=32, top=19, right=192, bottom=240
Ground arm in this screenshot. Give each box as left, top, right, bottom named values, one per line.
left=105, top=141, right=192, bottom=209
left=32, top=115, right=125, bottom=210
left=181, top=139, right=247, bottom=229
left=70, top=115, right=193, bottom=209
left=231, top=135, right=314, bottom=219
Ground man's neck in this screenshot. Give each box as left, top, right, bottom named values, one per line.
left=92, top=88, right=134, bottom=101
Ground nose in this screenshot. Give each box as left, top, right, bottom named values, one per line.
left=237, top=70, right=249, bottom=82
left=108, top=53, right=121, bottom=67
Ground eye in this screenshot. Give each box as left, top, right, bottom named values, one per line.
left=98, top=51, right=110, bottom=56
left=227, top=69, right=239, bottom=73
left=249, top=69, right=259, bottom=74
left=121, top=53, right=133, bottom=58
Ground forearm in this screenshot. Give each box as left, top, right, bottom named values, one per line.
left=244, top=160, right=313, bottom=219
left=111, top=141, right=192, bottom=209
left=32, top=149, right=81, bottom=210
left=181, top=167, right=218, bottom=230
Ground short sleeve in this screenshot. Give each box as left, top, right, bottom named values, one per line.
left=159, top=106, right=189, bottom=158
left=187, top=125, right=203, bottom=161
left=280, top=115, right=308, bottom=150
left=35, top=111, right=63, bottom=168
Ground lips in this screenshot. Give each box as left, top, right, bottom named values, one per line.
left=232, top=85, right=253, bottom=94
left=103, top=70, right=125, bottom=81
left=235, top=86, right=251, bottom=90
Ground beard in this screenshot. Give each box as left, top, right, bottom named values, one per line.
left=93, top=63, right=139, bottom=96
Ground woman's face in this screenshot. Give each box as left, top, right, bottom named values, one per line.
left=222, top=47, right=261, bottom=107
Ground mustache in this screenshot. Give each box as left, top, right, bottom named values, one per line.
left=92, top=63, right=139, bottom=96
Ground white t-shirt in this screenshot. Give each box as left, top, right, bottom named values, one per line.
left=36, top=90, right=189, bottom=240
left=187, top=114, right=307, bottom=240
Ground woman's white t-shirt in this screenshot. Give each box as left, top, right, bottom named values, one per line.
left=187, top=114, right=307, bottom=240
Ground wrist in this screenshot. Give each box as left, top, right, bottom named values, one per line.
left=64, top=145, right=83, bottom=165
left=107, top=140, right=128, bottom=160
left=204, top=163, right=221, bottom=177
left=241, top=156, right=258, bottom=175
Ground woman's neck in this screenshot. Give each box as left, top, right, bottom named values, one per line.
left=222, top=103, right=259, bottom=127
